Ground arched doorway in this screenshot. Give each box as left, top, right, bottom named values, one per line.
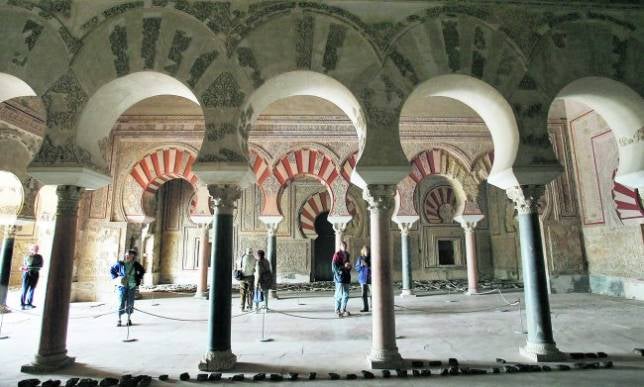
left=313, top=211, right=334, bottom=281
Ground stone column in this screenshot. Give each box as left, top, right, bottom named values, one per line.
left=393, top=217, right=419, bottom=297
left=259, top=216, right=282, bottom=299
left=365, top=185, right=403, bottom=369
left=22, top=185, right=83, bottom=372
left=199, top=184, right=241, bottom=371
left=194, top=224, right=210, bottom=299
left=0, top=225, right=17, bottom=313
left=507, top=185, right=566, bottom=362
left=454, top=215, right=484, bottom=295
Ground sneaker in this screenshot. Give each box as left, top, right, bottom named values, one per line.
left=27, top=304, right=36, bottom=309
left=116, top=321, right=122, bottom=327
left=336, top=310, right=342, bottom=318
left=360, top=309, right=369, bottom=312
left=342, top=310, right=351, bottom=317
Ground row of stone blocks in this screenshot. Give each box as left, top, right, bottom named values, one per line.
left=18, top=355, right=624, bottom=387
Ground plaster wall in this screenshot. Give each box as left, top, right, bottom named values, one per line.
left=566, top=102, right=644, bottom=300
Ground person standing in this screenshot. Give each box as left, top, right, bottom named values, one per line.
left=238, top=247, right=255, bottom=311
left=20, top=244, right=43, bottom=310
left=332, top=241, right=352, bottom=317
left=354, top=245, right=371, bottom=312
left=253, top=249, right=273, bottom=312
left=110, top=249, right=145, bottom=327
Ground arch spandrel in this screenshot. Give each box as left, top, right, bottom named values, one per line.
left=0, top=6, right=70, bottom=97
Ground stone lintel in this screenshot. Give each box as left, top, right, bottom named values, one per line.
left=27, top=167, right=111, bottom=190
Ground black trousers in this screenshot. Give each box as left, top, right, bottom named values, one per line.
left=361, top=284, right=370, bottom=311
left=21, top=271, right=39, bottom=306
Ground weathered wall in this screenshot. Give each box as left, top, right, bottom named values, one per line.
left=565, top=101, right=644, bottom=300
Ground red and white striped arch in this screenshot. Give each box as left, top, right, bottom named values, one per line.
left=131, top=147, right=198, bottom=193
left=410, top=149, right=444, bottom=183
left=612, top=173, right=644, bottom=221
left=299, top=191, right=357, bottom=238
left=341, top=152, right=358, bottom=182
left=273, top=149, right=339, bottom=187
left=250, top=149, right=271, bottom=185
left=424, top=185, right=456, bottom=224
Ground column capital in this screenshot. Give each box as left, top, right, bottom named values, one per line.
left=3, top=224, right=18, bottom=238
left=207, top=184, right=241, bottom=215
left=259, top=215, right=283, bottom=235
left=506, top=185, right=545, bottom=215
left=393, top=215, right=419, bottom=236
left=55, top=185, right=83, bottom=217
left=454, top=214, right=485, bottom=231
left=363, top=184, right=397, bottom=211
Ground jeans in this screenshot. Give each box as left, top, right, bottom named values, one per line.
left=361, top=284, right=370, bottom=311
left=239, top=275, right=254, bottom=310
left=334, top=282, right=350, bottom=312
left=117, top=286, right=136, bottom=318
left=21, top=271, right=39, bottom=306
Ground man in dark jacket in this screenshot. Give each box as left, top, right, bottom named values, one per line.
left=20, top=244, right=43, bottom=310
left=110, top=249, right=145, bottom=327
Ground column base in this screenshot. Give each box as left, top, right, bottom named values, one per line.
left=400, top=289, right=416, bottom=297
left=0, top=304, right=11, bottom=314
left=519, top=342, right=567, bottom=362
left=193, top=292, right=209, bottom=300
left=465, top=289, right=480, bottom=295
left=269, top=289, right=279, bottom=299
left=367, top=348, right=404, bottom=369
left=198, top=349, right=236, bottom=371
left=21, top=352, right=75, bottom=373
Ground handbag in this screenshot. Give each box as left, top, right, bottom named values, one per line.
left=234, top=269, right=243, bottom=281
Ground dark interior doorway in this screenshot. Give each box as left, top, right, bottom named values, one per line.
left=313, top=211, right=334, bottom=281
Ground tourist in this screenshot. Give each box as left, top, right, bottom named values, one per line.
left=355, top=245, right=371, bottom=312
left=332, top=241, right=352, bottom=317
left=110, top=249, right=145, bottom=327
left=20, top=244, right=44, bottom=310
left=253, top=249, right=273, bottom=312
left=238, top=247, right=255, bottom=311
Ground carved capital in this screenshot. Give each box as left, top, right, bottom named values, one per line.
left=259, top=215, right=283, bottom=236
left=364, top=184, right=397, bottom=213
left=55, top=185, right=83, bottom=217
left=506, top=185, right=545, bottom=215
left=207, top=184, right=241, bottom=215
left=3, top=225, right=18, bottom=238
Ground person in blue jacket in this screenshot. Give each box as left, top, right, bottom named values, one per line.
left=354, top=245, right=371, bottom=312
left=110, top=249, right=145, bottom=327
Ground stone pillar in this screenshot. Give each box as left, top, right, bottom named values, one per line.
left=393, top=217, right=419, bottom=297
left=0, top=225, right=17, bottom=313
left=22, top=185, right=83, bottom=372
left=199, top=184, right=241, bottom=372
left=259, top=216, right=282, bottom=299
left=365, top=185, right=403, bottom=369
left=506, top=185, right=566, bottom=362
left=194, top=224, right=210, bottom=299
left=454, top=215, right=484, bottom=295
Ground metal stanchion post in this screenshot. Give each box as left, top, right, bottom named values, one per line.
left=259, top=307, right=273, bottom=343
left=0, top=311, right=8, bottom=340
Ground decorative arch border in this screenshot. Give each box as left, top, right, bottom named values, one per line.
left=611, top=170, right=644, bottom=223
left=423, top=185, right=456, bottom=224
left=130, top=147, right=198, bottom=193
left=273, top=148, right=340, bottom=188
left=299, top=190, right=359, bottom=239
left=340, top=151, right=359, bottom=182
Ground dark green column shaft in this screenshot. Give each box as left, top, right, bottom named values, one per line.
left=0, top=226, right=16, bottom=308
left=207, top=211, right=233, bottom=352
left=518, top=211, right=554, bottom=345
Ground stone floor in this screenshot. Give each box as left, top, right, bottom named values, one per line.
left=1, top=290, right=643, bottom=386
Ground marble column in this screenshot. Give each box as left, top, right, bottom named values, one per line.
left=22, top=185, right=83, bottom=372
left=454, top=215, right=484, bottom=295
left=393, top=217, right=418, bottom=297
left=199, top=184, right=241, bottom=371
left=0, top=225, right=17, bottom=313
left=365, top=185, right=403, bottom=369
left=332, top=222, right=347, bottom=252
left=194, top=224, right=210, bottom=299
left=507, top=185, right=566, bottom=362
left=259, top=216, right=282, bottom=299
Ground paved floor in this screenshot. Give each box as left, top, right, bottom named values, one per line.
left=1, top=290, right=643, bottom=386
